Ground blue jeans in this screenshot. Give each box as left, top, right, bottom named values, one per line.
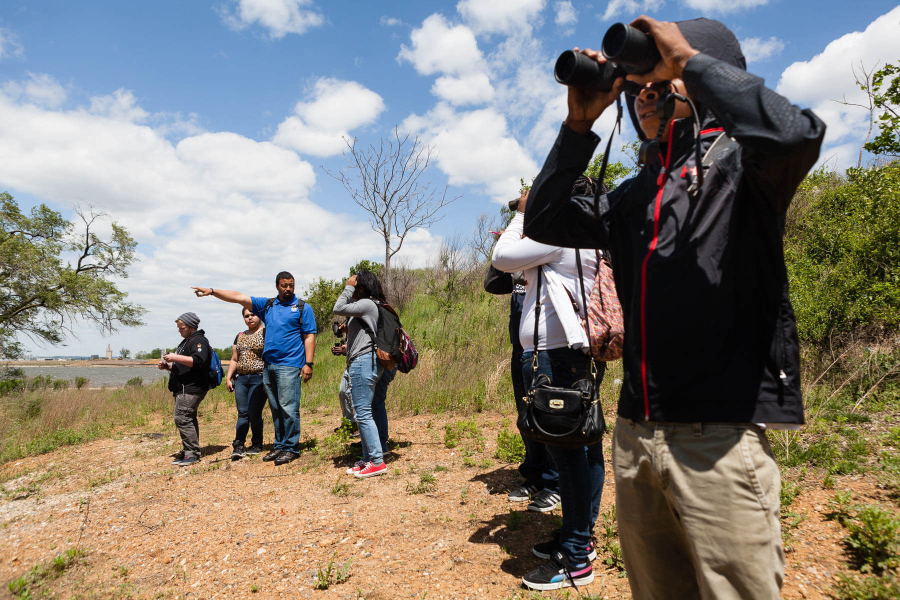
left=262, top=364, right=303, bottom=454
left=522, top=347, right=607, bottom=564
left=373, top=367, right=395, bottom=453
left=513, top=349, right=559, bottom=493
left=233, top=373, right=266, bottom=449
left=348, top=353, right=385, bottom=465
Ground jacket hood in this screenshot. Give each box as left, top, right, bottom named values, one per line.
left=625, top=18, right=746, bottom=140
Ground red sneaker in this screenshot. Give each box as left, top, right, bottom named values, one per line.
left=345, top=460, right=366, bottom=475
left=354, top=461, right=387, bottom=478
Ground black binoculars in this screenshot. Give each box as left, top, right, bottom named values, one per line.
left=554, top=22, right=662, bottom=92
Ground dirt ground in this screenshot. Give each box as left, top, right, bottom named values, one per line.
left=0, top=409, right=879, bottom=600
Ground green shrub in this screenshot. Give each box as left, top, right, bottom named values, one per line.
left=125, top=376, right=143, bottom=388
left=833, top=572, right=900, bottom=599
left=495, top=428, right=525, bottom=463
left=74, top=376, right=89, bottom=389
left=785, top=163, right=900, bottom=348
left=444, top=418, right=484, bottom=451
left=844, top=505, right=900, bottom=573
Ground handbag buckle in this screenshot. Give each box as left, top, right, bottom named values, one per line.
left=549, top=399, right=565, bottom=409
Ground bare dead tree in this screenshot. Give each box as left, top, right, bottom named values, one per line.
left=323, top=128, right=460, bottom=281
left=832, top=60, right=879, bottom=168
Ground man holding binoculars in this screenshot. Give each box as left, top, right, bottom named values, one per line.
left=524, top=15, right=825, bottom=598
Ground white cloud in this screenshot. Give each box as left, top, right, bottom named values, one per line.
left=431, top=73, right=495, bottom=106
left=219, top=0, right=324, bottom=38
left=272, top=78, right=385, bottom=157
left=2, top=73, right=66, bottom=108
left=403, top=103, right=539, bottom=201
left=398, top=14, right=487, bottom=76
left=0, top=80, right=439, bottom=356
left=740, top=37, right=785, bottom=64
left=89, top=89, right=149, bottom=123
left=457, top=0, right=546, bottom=34
left=776, top=6, right=900, bottom=169
left=380, top=16, right=403, bottom=27
left=0, top=27, right=23, bottom=60
left=554, top=1, right=577, bottom=36
left=599, top=0, right=656, bottom=21
left=681, top=0, right=769, bottom=12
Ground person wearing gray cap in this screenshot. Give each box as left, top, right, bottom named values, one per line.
left=158, top=311, right=212, bottom=466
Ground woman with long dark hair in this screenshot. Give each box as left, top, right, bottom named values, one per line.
left=332, top=269, right=393, bottom=478
left=225, top=307, right=266, bottom=459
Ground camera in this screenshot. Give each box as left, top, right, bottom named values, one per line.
left=554, top=22, right=662, bottom=91
left=508, top=198, right=519, bottom=211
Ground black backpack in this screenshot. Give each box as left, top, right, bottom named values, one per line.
left=360, top=300, right=418, bottom=374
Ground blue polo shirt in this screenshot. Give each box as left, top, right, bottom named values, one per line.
left=250, top=295, right=317, bottom=368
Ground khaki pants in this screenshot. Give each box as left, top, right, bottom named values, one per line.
left=612, top=417, right=784, bottom=600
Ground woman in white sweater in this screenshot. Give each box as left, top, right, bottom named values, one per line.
left=492, top=177, right=606, bottom=591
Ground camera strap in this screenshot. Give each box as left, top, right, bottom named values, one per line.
left=592, top=96, right=623, bottom=220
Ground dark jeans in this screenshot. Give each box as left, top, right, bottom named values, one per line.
left=262, top=364, right=303, bottom=454
left=521, top=347, right=606, bottom=564
left=513, top=349, right=559, bottom=493
left=174, top=391, right=206, bottom=459
left=373, top=366, right=395, bottom=453
left=233, top=373, right=266, bottom=449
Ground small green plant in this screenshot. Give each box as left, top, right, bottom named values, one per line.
left=444, top=418, right=485, bottom=451
left=462, top=456, right=476, bottom=468
left=495, top=428, right=526, bottom=463
left=407, top=471, right=437, bottom=495
left=125, top=376, right=143, bottom=388
left=598, top=505, right=626, bottom=576
left=8, top=548, right=83, bottom=598
left=434, top=465, right=449, bottom=473
left=74, top=376, right=89, bottom=389
left=250, top=583, right=260, bottom=593
left=844, top=505, right=900, bottom=574
left=833, top=572, right=900, bottom=600
left=331, top=480, right=352, bottom=497
left=314, top=553, right=353, bottom=590
left=507, top=509, right=524, bottom=531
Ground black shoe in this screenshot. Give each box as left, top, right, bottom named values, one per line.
left=527, top=489, right=561, bottom=513
left=274, top=451, right=298, bottom=466
left=533, top=530, right=598, bottom=562
left=170, top=450, right=185, bottom=460
left=245, top=445, right=263, bottom=455
left=522, top=551, right=593, bottom=591
left=508, top=483, right=540, bottom=502
left=231, top=446, right=247, bottom=460
left=262, top=449, right=281, bottom=462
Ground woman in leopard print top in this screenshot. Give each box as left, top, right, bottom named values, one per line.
left=226, top=307, right=267, bottom=459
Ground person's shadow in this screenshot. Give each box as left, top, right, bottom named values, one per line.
left=467, top=509, right=561, bottom=577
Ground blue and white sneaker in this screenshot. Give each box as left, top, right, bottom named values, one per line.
left=522, top=551, right=593, bottom=591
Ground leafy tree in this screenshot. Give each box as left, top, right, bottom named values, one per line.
left=784, top=163, right=900, bottom=347
left=0, top=194, right=144, bottom=359
left=148, top=348, right=162, bottom=360
left=214, top=347, right=232, bottom=360
left=864, top=63, right=900, bottom=158
left=134, top=351, right=148, bottom=360
left=584, top=151, right=635, bottom=191
left=349, top=260, right=382, bottom=277
left=120, top=347, right=131, bottom=359
left=304, top=277, right=345, bottom=335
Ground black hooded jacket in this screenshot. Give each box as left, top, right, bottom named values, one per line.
left=524, top=19, right=826, bottom=424
left=167, top=329, right=212, bottom=396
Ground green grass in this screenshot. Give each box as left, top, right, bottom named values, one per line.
left=8, top=548, right=83, bottom=598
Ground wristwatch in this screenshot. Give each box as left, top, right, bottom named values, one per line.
left=305, top=362, right=314, bottom=368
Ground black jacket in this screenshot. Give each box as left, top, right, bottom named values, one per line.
left=168, top=329, right=212, bottom=395
left=524, top=48, right=825, bottom=424
left=483, top=265, right=526, bottom=354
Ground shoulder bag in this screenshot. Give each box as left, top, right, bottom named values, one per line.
left=517, top=249, right=605, bottom=448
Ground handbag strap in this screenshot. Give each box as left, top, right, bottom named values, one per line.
left=575, top=249, right=598, bottom=382
left=532, top=267, right=543, bottom=373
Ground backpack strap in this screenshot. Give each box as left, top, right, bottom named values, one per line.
left=264, top=297, right=276, bottom=313
left=688, top=133, right=736, bottom=195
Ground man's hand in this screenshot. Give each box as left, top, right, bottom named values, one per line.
left=565, top=48, right=625, bottom=135
left=192, top=287, right=212, bottom=297
left=346, top=274, right=358, bottom=287
left=301, top=365, right=313, bottom=383
left=157, top=359, right=170, bottom=371
left=625, top=16, right=699, bottom=85
left=516, top=189, right=529, bottom=213
left=330, top=344, right=347, bottom=356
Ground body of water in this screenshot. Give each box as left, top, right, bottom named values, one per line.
left=16, top=365, right=170, bottom=387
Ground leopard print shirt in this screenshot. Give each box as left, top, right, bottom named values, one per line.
left=234, top=328, right=265, bottom=374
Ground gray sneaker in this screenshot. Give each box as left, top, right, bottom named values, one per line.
left=527, top=489, right=561, bottom=513
left=231, top=446, right=247, bottom=460
left=508, top=484, right=540, bottom=502
left=245, top=445, right=263, bottom=456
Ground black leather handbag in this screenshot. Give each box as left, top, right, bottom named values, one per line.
left=517, top=252, right=605, bottom=448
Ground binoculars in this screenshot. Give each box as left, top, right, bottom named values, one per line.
left=554, top=22, right=662, bottom=92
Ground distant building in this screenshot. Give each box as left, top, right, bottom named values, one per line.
left=105, top=344, right=112, bottom=360
left=90, top=354, right=99, bottom=360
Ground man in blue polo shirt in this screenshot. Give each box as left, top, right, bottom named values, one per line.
left=192, top=271, right=316, bottom=465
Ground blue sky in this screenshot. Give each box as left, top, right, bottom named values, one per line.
left=1, top=0, right=898, bottom=356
